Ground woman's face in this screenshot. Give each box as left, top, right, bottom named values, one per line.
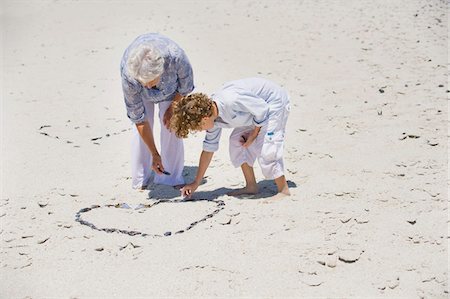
left=143, top=76, right=161, bottom=88
left=200, top=116, right=215, bottom=131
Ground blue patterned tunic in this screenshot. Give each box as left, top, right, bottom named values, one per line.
left=120, top=33, right=194, bottom=123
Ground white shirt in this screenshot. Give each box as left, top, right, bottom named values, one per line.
left=203, top=78, right=288, bottom=152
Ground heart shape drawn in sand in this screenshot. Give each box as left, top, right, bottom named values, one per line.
left=75, top=198, right=225, bottom=237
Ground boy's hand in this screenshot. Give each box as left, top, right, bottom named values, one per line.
left=163, top=105, right=173, bottom=130
left=181, top=181, right=200, bottom=198
left=241, top=126, right=261, bottom=148
left=242, top=135, right=256, bottom=148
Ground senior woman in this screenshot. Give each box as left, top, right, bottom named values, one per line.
left=120, top=33, right=194, bottom=189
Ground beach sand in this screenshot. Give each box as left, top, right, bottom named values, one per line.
left=1, top=0, right=448, bottom=297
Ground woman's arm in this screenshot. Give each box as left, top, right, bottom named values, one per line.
left=135, top=121, right=164, bottom=174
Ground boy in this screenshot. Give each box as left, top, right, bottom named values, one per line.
left=170, top=78, right=290, bottom=198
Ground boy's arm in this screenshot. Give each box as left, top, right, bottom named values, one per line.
left=242, top=126, right=261, bottom=148
left=181, top=150, right=214, bottom=198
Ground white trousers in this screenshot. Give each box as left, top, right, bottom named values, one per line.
left=131, top=100, right=184, bottom=189
left=229, top=98, right=290, bottom=180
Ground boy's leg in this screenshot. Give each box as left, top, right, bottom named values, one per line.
left=227, top=163, right=259, bottom=196
left=228, top=127, right=264, bottom=196
left=274, top=175, right=290, bottom=195
left=259, top=96, right=291, bottom=196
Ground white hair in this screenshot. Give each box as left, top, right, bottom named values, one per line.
left=126, top=43, right=165, bottom=84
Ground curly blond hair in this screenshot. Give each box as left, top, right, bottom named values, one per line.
left=170, top=93, right=213, bottom=138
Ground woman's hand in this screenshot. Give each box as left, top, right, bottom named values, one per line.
left=151, top=153, right=165, bottom=175
left=181, top=181, right=200, bottom=198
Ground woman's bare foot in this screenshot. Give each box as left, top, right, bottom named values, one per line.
left=227, top=185, right=258, bottom=196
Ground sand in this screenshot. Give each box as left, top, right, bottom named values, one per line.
left=1, top=0, right=448, bottom=297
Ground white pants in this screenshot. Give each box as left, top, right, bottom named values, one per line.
left=131, top=101, right=184, bottom=189
left=229, top=98, right=290, bottom=180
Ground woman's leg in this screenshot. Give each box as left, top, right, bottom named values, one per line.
left=154, top=101, right=185, bottom=186
left=131, top=102, right=155, bottom=189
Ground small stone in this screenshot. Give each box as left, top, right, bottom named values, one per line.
left=95, top=247, right=104, bottom=252
left=120, top=242, right=140, bottom=250
left=406, top=219, right=416, bottom=225
left=407, top=134, right=420, bottom=139
left=340, top=216, right=352, bottom=223
left=164, top=231, right=171, bottom=236
left=378, top=285, right=386, bottom=290
left=38, top=201, right=48, bottom=208
left=317, top=259, right=326, bottom=266
left=37, top=237, right=49, bottom=244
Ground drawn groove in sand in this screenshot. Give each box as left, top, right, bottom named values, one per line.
left=75, top=198, right=225, bottom=237
left=38, top=124, right=131, bottom=147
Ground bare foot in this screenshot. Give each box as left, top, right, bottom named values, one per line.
left=227, top=185, right=258, bottom=196
left=263, top=191, right=290, bottom=203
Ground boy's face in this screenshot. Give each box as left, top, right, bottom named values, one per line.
left=200, top=116, right=215, bottom=131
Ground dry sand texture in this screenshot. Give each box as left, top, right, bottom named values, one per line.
left=1, top=0, right=448, bottom=298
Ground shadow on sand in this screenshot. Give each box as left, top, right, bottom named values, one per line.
left=233, top=179, right=298, bottom=200
left=146, top=165, right=298, bottom=201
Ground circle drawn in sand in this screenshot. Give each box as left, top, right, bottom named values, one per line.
left=75, top=198, right=225, bottom=237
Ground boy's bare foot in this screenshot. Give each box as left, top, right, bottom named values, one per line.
left=263, top=191, right=290, bottom=203
left=278, top=186, right=290, bottom=196
left=227, top=185, right=258, bottom=196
